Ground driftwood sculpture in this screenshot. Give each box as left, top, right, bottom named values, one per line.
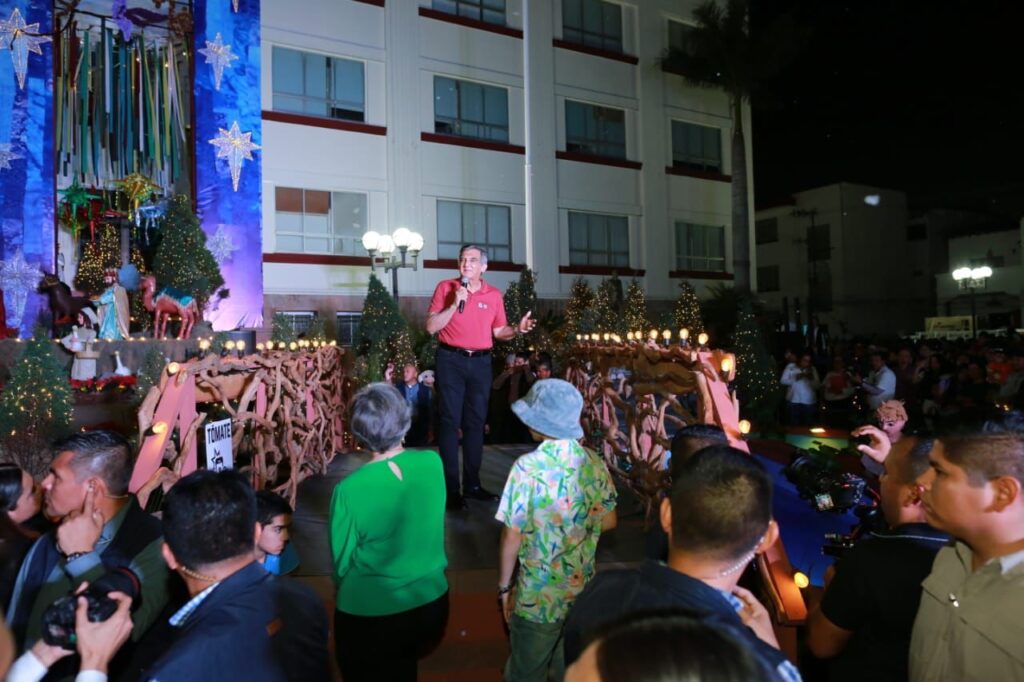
left=140, top=275, right=199, bottom=339
left=130, top=345, right=348, bottom=507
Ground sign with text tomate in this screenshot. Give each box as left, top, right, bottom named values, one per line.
left=204, top=419, right=233, bottom=471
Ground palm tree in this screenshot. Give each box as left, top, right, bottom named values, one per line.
left=663, top=0, right=799, bottom=294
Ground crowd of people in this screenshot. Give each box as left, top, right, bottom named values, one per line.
left=780, top=334, right=1024, bottom=430
left=0, top=246, right=1021, bottom=681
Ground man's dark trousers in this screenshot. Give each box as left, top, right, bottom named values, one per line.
left=435, top=346, right=491, bottom=497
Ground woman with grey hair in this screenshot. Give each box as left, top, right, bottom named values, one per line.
left=329, top=383, right=449, bottom=681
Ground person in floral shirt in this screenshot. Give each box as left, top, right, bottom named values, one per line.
left=496, top=378, right=617, bottom=682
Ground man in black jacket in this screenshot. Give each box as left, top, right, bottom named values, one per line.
left=807, top=428, right=949, bottom=682
left=564, top=445, right=801, bottom=681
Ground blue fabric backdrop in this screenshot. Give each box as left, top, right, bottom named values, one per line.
left=0, top=0, right=53, bottom=335
left=194, top=0, right=263, bottom=330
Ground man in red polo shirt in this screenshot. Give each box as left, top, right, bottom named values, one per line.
left=427, top=245, right=536, bottom=510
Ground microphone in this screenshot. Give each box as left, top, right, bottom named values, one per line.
left=458, top=277, right=468, bottom=314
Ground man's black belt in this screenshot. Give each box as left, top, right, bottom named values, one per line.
left=438, top=342, right=491, bottom=357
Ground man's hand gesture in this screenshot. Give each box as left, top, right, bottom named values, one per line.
left=852, top=424, right=892, bottom=464
left=57, top=484, right=103, bottom=557
left=518, top=311, right=536, bottom=335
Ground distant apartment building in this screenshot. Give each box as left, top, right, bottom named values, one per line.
left=936, top=227, right=1022, bottom=330
left=259, top=0, right=754, bottom=341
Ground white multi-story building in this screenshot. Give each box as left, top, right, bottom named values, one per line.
left=258, top=0, right=753, bottom=341
left=936, top=227, right=1022, bottom=330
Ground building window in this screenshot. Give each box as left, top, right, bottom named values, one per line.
left=676, top=222, right=726, bottom=272
left=755, top=217, right=779, bottom=245
left=810, top=262, right=833, bottom=312
left=808, top=223, right=831, bottom=262
left=275, top=187, right=368, bottom=255
left=565, top=101, right=626, bottom=159
left=671, top=120, right=722, bottom=173
left=562, top=0, right=623, bottom=53
left=667, top=20, right=694, bottom=52
left=970, top=255, right=1005, bottom=268
left=431, top=0, right=506, bottom=25
left=906, top=222, right=927, bottom=241
left=758, top=265, right=780, bottom=292
left=433, top=76, right=509, bottom=143
left=278, top=311, right=316, bottom=336
left=336, top=312, right=363, bottom=347
left=272, top=47, right=365, bottom=122
left=569, top=212, right=629, bottom=267
left=437, top=200, right=511, bottom=261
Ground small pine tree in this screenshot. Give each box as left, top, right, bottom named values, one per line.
left=594, top=276, right=625, bottom=335
left=623, top=279, right=649, bottom=334
left=359, top=274, right=409, bottom=382
left=304, top=318, right=328, bottom=343
left=387, top=328, right=417, bottom=369
left=0, top=327, right=73, bottom=441
left=517, top=267, right=537, bottom=322
left=563, top=277, right=596, bottom=341
left=128, top=244, right=151, bottom=333
left=135, top=345, right=168, bottom=400
left=270, top=313, right=297, bottom=345
left=731, top=302, right=781, bottom=428
left=672, top=280, right=704, bottom=336
left=499, top=281, right=524, bottom=354
left=152, top=195, right=225, bottom=311
left=74, top=224, right=121, bottom=295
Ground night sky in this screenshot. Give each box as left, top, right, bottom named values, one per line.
left=751, top=1, right=1024, bottom=216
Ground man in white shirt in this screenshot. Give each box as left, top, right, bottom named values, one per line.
left=855, top=351, right=896, bottom=411
left=780, top=352, right=820, bottom=425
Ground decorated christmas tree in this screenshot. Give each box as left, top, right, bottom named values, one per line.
left=731, top=302, right=781, bottom=429
left=74, top=224, right=121, bottom=295
left=594, top=275, right=625, bottom=335
left=358, top=274, right=409, bottom=381
left=499, top=281, right=525, bottom=354
left=672, top=280, right=704, bottom=336
left=128, top=245, right=151, bottom=332
left=563, top=277, right=596, bottom=341
left=135, top=345, right=168, bottom=400
left=152, top=195, right=224, bottom=311
left=517, top=266, right=538, bottom=323
left=0, top=327, right=73, bottom=444
left=623, top=279, right=649, bottom=334
left=387, top=328, right=417, bottom=369
left=270, top=312, right=297, bottom=345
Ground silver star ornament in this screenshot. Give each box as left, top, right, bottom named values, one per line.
left=208, top=225, right=240, bottom=264
left=0, top=250, right=42, bottom=328
left=0, top=8, right=52, bottom=90
left=208, top=121, right=260, bottom=192
left=0, top=143, right=21, bottom=171
left=198, top=32, right=238, bottom=91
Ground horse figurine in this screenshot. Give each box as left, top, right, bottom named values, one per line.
left=140, top=275, right=199, bottom=340
left=38, top=274, right=96, bottom=327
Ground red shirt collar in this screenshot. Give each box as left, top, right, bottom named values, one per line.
left=455, top=277, right=493, bottom=294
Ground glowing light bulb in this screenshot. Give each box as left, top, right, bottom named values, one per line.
left=721, top=356, right=733, bottom=373
left=680, top=328, right=689, bottom=340
left=289, top=342, right=298, bottom=351
left=152, top=421, right=168, bottom=435
left=810, top=426, right=826, bottom=434
left=662, top=329, right=671, bottom=341
left=698, top=333, right=709, bottom=346
left=738, top=419, right=751, bottom=435
left=166, top=362, right=180, bottom=375
left=649, top=329, right=658, bottom=340
left=794, top=572, right=810, bottom=589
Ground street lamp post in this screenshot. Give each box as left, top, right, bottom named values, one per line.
left=361, top=228, right=425, bottom=300
left=952, top=265, right=992, bottom=337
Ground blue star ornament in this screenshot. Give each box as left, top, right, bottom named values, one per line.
left=0, top=8, right=52, bottom=90
left=0, top=143, right=22, bottom=171
left=209, top=121, right=260, bottom=192
left=198, top=32, right=238, bottom=91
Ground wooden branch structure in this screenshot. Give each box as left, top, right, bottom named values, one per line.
left=129, top=345, right=350, bottom=507
left=567, top=340, right=808, bottom=637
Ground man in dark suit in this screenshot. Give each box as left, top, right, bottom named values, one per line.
left=396, top=362, right=433, bottom=447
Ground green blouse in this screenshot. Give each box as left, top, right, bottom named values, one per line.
left=329, top=449, right=448, bottom=616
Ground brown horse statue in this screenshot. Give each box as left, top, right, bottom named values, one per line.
left=38, top=274, right=96, bottom=326
left=140, top=275, right=199, bottom=339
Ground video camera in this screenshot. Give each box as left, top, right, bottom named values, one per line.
left=822, top=503, right=885, bottom=558
left=783, top=443, right=868, bottom=513
left=41, top=566, right=141, bottom=649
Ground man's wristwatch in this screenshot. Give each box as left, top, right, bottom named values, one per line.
left=497, top=584, right=512, bottom=596
left=63, top=551, right=88, bottom=563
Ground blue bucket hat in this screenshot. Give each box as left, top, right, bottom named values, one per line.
left=511, top=379, right=584, bottom=440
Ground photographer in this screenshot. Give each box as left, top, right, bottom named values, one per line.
left=781, top=352, right=820, bottom=426
left=807, top=426, right=949, bottom=682
left=6, top=432, right=167, bottom=665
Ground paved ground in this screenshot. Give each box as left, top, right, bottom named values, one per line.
left=289, top=444, right=648, bottom=680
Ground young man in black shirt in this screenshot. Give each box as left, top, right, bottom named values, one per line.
left=807, top=427, right=949, bottom=682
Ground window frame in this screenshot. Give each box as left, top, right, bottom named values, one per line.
left=431, top=0, right=506, bottom=26
left=807, top=223, right=831, bottom=262
left=666, top=19, right=695, bottom=53
left=436, top=199, right=512, bottom=262
left=671, top=119, right=723, bottom=174
left=757, top=265, right=780, bottom=292
left=755, top=217, right=779, bottom=245
left=335, top=312, right=363, bottom=348
left=565, top=99, right=627, bottom=160
left=433, top=75, right=510, bottom=143
left=675, top=221, right=727, bottom=273
left=562, top=0, right=624, bottom=53
left=274, top=186, right=369, bottom=256
left=278, top=311, right=317, bottom=336
left=568, top=211, right=630, bottom=267
left=271, top=46, right=366, bottom=123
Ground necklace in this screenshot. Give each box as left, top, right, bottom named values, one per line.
left=179, top=565, right=219, bottom=583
